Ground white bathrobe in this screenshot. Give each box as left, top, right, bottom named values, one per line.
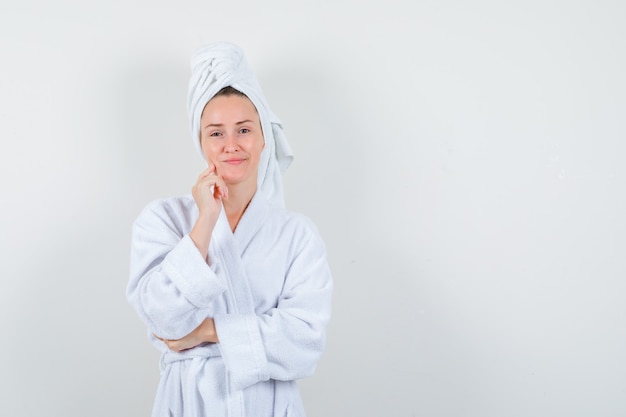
left=127, top=191, right=333, bottom=417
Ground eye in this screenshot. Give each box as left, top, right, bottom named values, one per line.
left=209, top=131, right=222, bottom=137
left=239, top=128, right=250, bottom=134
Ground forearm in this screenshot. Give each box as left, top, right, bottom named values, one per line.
left=128, top=234, right=227, bottom=339
left=157, top=318, right=219, bottom=352
left=189, top=214, right=216, bottom=260
left=189, top=164, right=227, bottom=260
left=214, top=298, right=331, bottom=390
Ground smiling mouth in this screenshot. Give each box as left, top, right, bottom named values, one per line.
left=223, top=158, right=246, bottom=165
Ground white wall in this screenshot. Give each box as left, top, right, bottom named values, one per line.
left=1, top=1, right=625, bottom=416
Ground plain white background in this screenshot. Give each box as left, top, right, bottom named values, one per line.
left=1, top=1, right=625, bottom=416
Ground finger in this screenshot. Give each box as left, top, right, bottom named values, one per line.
left=210, top=162, right=219, bottom=176
left=213, top=177, right=229, bottom=199
left=196, top=176, right=221, bottom=195
left=197, top=174, right=221, bottom=191
left=197, top=172, right=227, bottom=195
left=197, top=164, right=217, bottom=181
left=163, top=340, right=180, bottom=352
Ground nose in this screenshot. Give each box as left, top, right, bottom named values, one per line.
left=224, top=134, right=239, bottom=152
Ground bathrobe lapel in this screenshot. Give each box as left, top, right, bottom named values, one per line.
left=212, top=214, right=254, bottom=315
left=211, top=192, right=268, bottom=314
left=209, top=192, right=268, bottom=417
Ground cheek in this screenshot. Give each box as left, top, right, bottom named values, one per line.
left=201, top=141, right=220, bottom=161
left=257, top=134, right=265, bottom=152
left=254, top=140, right=265, bottom=160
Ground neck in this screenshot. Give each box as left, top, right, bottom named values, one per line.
left=223, top=182, right=257, bottom=232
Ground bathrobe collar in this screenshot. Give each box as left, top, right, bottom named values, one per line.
left=217, top=190, right=272, bottom=251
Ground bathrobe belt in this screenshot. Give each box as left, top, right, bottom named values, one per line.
left=160, top=342, right=248, bottom=417
left=158, top=344, right=234, bottom=417
left=160, top=343, right=222, bottom=368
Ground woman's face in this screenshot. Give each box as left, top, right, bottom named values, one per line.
left=200, top=94, right=265, bottom=188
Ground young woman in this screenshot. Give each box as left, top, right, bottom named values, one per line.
left=127, top=42, right=333, bottom=417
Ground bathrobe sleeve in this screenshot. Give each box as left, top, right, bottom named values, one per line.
left=127, top=198, right=228, bottom=340
left=213, top=216, right=333, bottom=391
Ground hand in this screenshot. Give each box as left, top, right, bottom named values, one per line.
left=154, top=318, right=219, bottom=353
left=192, top=164, right=228, bottom=219
left=190, top=165, right=228, bottom=258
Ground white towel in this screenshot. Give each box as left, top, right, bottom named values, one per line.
left=187, top=42, right=294, bottom=207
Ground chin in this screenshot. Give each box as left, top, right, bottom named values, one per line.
left=221, top=174, right=245, bottom=185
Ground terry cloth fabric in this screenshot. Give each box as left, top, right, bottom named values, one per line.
left=187, top=42, right=294, bottom=207
left=127, top=191, right=333, bottom=417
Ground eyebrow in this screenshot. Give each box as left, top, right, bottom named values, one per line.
left=203, top=119, right=256, bottom=129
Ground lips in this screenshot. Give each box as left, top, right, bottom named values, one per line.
left=223, top=158, right=246, bottom=165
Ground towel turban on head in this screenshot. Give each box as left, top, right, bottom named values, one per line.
left=187, top=41, right=293, bottom=207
